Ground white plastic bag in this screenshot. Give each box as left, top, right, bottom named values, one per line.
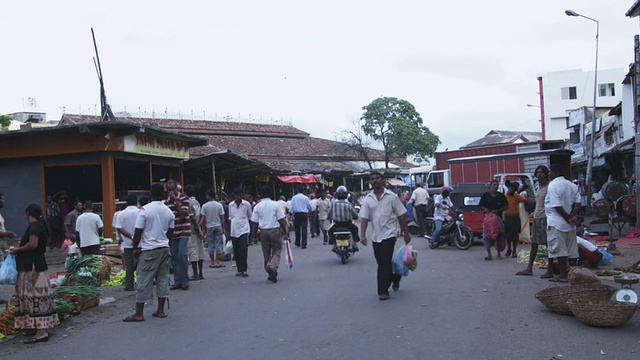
left=224, top=239, right=234, bottom=256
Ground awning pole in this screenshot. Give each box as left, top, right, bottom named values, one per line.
left=211, top=158, right=217, bottom=195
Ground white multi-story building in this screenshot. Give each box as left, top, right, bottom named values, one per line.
left=536, top=68, right=625, bottom=141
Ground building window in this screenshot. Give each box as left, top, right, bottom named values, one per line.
left=598, top=83, right=615, bottom=97
left=561, top=86, right=577, bottom=100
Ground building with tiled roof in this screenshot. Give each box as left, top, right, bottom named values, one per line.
left=59, top=114, right=411, bottom=175
left=461, top=130, right=542, bottom=149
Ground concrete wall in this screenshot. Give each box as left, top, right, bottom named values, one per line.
left=0, top=157, right=43, bottom=236
left=539, top=68, right=625, bottom=141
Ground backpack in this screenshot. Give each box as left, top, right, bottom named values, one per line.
left=483, top=212, right=501, bottom=241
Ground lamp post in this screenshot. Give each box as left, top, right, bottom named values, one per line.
left=526, top=103, right=545, bottom=140
left=566, top=9, right=599, bottom=214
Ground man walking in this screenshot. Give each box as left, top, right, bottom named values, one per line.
left=251, top=186, right=288, bottom=283
left=228, top=187, right=252, bottom=277
left=166, top=180, right=191, bottom=290
left=316, top=193, right=331, bottom=244
left=360, top=171, right=412, bottom=301
left=309, top=194, right=320, bottom=238
left=123, top=183, right=174, bottom=322
left=409, top=184, right=430, bottom=237
left=75, top=201, right=103, bottom=255
left=200, top=189, right=226, bottom=269
left=184, top=185, right=205, bottom=280
left=545, top=164, right=581, bottom=282
left=289, top=186, right=312, bottom=248
left=116, top=194, right=140, bottom=291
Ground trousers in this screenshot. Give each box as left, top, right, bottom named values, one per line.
left=372, top=237, right=401, bottom=296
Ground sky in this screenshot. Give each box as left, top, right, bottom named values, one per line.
left=2, top=0, right=640, bottom=153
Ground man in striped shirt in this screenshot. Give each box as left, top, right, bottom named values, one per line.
left=166, top=180, right=192, bottom=290
left=328, top=186, right=359, bottom=251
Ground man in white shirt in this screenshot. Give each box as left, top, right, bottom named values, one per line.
left=228, top=187, right=252, bottom=277
left=309, top=194, right=320, bottom=238
left=251, top=186, right=288, bottom=283
left=360, top=171, right=411, bottom=301
left=544, top=164, right=581, bottom=283
left=428, top=186, right=454, bottom=248
left=409, top=184, right=431, bottom=238
left=116, top=194, right=140, bottom=291
left=200, top=189, right=226, bottom=268
left=123, top=183, right=174, bottom=322
left=75, top=201, right=104, bottom=255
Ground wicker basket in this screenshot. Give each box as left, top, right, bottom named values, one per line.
left=535, top=284, right=617, bottom=315
left=568, top=300, right=639, bottom=327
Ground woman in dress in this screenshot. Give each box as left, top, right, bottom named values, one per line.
left=6, top=203, right=60, bottom=343
left=518, top=184, right=532, bottom=245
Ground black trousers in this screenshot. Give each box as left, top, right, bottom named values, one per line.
left=373, top=237, right=401, bottom=296
left=293, top=213, right=309, bottom=247
left=231, top=233, right=249, bottom=272
left=415, top=204, right=427, bottom=236
left=123, top=248, right=135, bottom=290
left=310, top=211, right=320, bottom=236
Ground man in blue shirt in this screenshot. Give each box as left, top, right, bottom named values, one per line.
left=289, top=186, right=312, bottom=248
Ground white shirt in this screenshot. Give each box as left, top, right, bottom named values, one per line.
left=433, top=194, right=453, bottom=221
left=410, top=187, right=430, bottom=206
left=277, top=200, right=289, bottom=215
left=251, top=198, right=286, bottom=229
left=201, top=200, right=225, bottom=228
left=0, top=213, right=7, bottom=241
left=228, top=200, right=252, bottom=237
left=135, top=201, right=175, bottom=251
left=309, top=198, right=318, bottom=212
left=112, top=210, right=121, bottom=242
left=359, top=189, right=407, bottom=243
left=76, top=212, right=104, bottom=247
left=545, top=176, right=581, bottom=232
left=116, top=205, right=140, bottom=249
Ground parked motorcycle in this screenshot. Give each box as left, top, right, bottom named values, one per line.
left=425, top=210, right=474, bottom=250
left=331, top=227, right=356, bottom=264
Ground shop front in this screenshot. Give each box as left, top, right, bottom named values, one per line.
left=0, top=122, right=206, bottom=237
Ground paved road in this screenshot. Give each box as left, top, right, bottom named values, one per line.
left=3, top=235, right=639, bottom=360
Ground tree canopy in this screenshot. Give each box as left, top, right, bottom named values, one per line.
left=360, top=97, right=440, bottom=167
left=0, top=115, right=12, bottom=131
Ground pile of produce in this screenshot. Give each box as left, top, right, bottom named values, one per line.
left=53, top=285, right=101, bottom=298
left=103, top=270, right=136, bottom=287
left=0, top=307, right=16, bottom=336
left=66, top=255, right=103, bottom=279
left=54, top=300, right=74, bottom=319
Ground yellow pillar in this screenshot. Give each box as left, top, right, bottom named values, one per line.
left=101, top=153, right=116, bottom=240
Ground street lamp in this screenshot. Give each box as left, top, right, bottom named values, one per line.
left=526, top=103, right=545, bottom=140
left=566, top=9, right=599, bottom=214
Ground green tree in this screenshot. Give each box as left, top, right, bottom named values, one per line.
left=0, top=114, right=12, bottom=131
left=360, top=97, right=440, bottom=168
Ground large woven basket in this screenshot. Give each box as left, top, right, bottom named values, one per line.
left=535, top=284, right=616, bottom=315
left=568, top=300, right=639, bottom=327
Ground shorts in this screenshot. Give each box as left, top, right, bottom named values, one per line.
left=136, top=247, right=171, bottom=303
left=546, top=226, right=579, bottom=259
left=206, top=226, right=224, bottom=255
left=187, top=232, right=205, bottom=262
left=531, top=218, right=547, bottom=245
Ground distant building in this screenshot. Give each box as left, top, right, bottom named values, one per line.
left=461, top=130, right=542, bottom=149
left=536, top=68, right=625, bottom=141
left=5, top=111, right=47, bottom=123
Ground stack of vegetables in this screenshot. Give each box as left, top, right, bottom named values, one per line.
left=0, top=307, right=16, bottom=337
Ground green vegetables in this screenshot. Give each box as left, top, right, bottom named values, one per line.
left=55, top=300, right=74, bottom=318
left=53, top=285, right=101, bottom=298
left=66, top=255, right=103, bottom=278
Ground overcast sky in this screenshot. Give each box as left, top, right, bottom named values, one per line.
left=2, top=1, right=640, bottom=152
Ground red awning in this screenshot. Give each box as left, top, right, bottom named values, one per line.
left=276, top=174, right=319, bottom=183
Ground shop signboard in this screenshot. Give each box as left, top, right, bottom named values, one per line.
left=123, top=134, right=190, bottom=159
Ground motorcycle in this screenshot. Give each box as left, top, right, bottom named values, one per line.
left=425, top=210, right=474, bottom=250
left=332, top=227, right=356, bottom=264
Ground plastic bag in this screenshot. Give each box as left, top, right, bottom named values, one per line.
left=284, top=239, right=294, bottom=269
left=392, top=245, right=409, bottom=276
left=407, top=250, right=418, bottom=271
left=598, top=248, right=613, bottom=266
left=62, top=238, right=73, bottom=251
left=224, top=239, right=234, bottom=256
left=403, top=245, right=415, bottom=265
left=0, top=254, right=18, bottom=285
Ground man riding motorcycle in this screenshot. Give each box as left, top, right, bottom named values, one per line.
left=328, top=186, right=360, bottom=252
left=428, top=186, right=454, bottom=249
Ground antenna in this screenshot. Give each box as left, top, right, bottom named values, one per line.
left=91, top=28, right=116, bottom=122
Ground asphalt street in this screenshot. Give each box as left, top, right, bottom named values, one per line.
left=3, top=233, right=640, bottom=360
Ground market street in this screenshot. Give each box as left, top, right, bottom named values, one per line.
left=2, top=235, right=639, bottom=360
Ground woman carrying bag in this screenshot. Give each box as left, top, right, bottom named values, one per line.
left=5, top=203, right=60, bottom=343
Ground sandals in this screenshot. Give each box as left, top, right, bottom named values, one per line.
left=209, top=264, right=225, bottom=268
left=516, top=270, right=533, bottom=276
left=123, top=315, right=144, bottom=322
left=540, top=273, right=554, bottom=279
left=152, top=312, right=168, bottom=318
left=549, top=278, right=569, bottom=283
left=23, top=336, right=48, bottom=344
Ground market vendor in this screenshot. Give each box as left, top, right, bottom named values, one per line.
left=0, top=192, right=17, bottom=305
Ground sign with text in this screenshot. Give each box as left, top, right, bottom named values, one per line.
left=124, top=134, right=189, bottom=159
